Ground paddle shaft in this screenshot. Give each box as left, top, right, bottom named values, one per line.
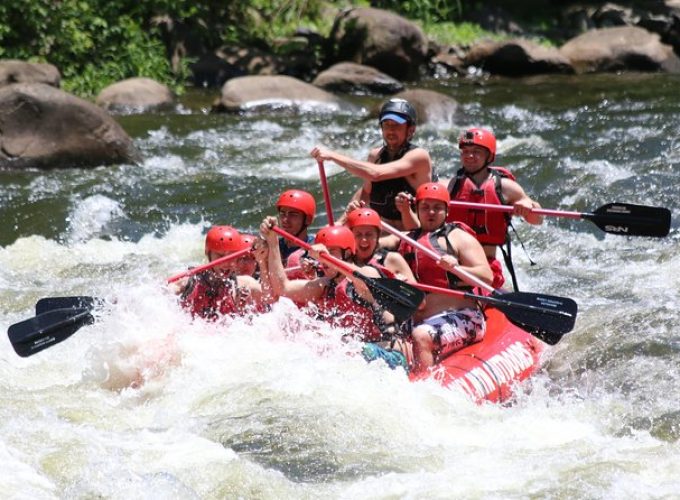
left=411, top=282, right=572, bottom=318
left=271, top=226, right=352, bottom=275
left=271, top=225, right=424, bottom=321
left=447, top=200, right=671, bottom=237
left=317, top=160, right=335, bottom=225
left=380, top=221, right=495, bottom=293
left=448, top=200, right=581, bottom=218
left=381, top=221, right=577, bottom=343
left=166, top=247, right=252, bottom=284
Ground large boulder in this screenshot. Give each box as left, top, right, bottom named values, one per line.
left=327, top=7, right=428, bottom=81
left=0, top=83, right=140, bottom=169
left=560, top=26, right=680, bottom=73
left=312, top=62, right=404, bottom=94
left=212, top=75, right=346, bottom=113
left=0, top=60, right=60, bottom=87
left=96, top=77, right=175, bottom=113
left=465, top=39, right=574, bottom=76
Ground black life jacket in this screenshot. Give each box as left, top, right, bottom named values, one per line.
left=369, top=143, right=417, bottom=220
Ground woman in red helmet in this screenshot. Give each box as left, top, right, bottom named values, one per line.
left=259, top=217, right=404, bottom=357
left=346, top=206, right=414, bottom=281
left=179, top=226, right=269, bottom=320
left=446, top=127, right=543, bottom=290
left=382, top=183, right=493, bottom=372
left=309, top=98, right=432, bottom=230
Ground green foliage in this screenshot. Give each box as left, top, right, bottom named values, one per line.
left=371, top=0, right=464, bottom=24
left=0, top=0, right=565, bottom=97
left=0, top=0, right=188, bottom=97
left=424, top=21, right=501, bottom=46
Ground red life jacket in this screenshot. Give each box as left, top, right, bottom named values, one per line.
left=285, top=248, right=308, bottom=280
left=181, top=273, right=239, bottom=320
left=332, top=278, right=383, bottom=342
left=446, top=166, right=515, bottom=246
left=367, top=256, right=396, bottom=279
left=398, top=223, right=475, bottom=290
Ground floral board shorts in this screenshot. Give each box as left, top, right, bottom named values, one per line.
left=419, top=307, right=486, bottom=357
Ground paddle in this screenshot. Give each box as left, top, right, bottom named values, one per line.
left=33, top=266, right=306, bottom=317
left=166, top=246, right=252, bottom=283
left=36, top=296, right=101, bottom=315
left=8, top=307, right=95, bottom=357
left=410, top=282, right=575, bottom=345
left=12, top=244, right=261, bottom=357
left=448, top=200, right=671, bottom=237
left=380, top=221, right=577, bottom=344
left=317, top=160, right=335, bottom=225
left=271, top=226, right=424, bottom=322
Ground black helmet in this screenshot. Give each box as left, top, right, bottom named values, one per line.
left=378, top=98, right=417, bottom=126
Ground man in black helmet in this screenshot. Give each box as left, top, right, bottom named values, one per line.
left=310, top=98, right=432, bottom=230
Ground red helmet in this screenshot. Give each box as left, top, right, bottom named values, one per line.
left=205, top=226, right=248, bottom=254
left=458, top=127, right=496, bottom=163
left=276, top=190, right=316, bottom=223
left=314, top=225, right=356, bottom=255
left=415, top=182, right=450, bottom=205
left=347, top=208, right=382, bottom=230
left=240, top=234, right=257, bottom=249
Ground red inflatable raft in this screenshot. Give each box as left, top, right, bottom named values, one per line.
left=409, top=307, right=545, bottom=404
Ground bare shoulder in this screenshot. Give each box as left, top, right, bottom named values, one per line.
left=237, top=275, right=261, bottom=290
left=500, top=176, right=528, bottom=203
left=405, top=146, right=431, bottom=163
left=367, top=146, right=382, bottom=162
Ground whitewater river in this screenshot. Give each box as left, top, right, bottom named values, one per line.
left=1, top=73, right=679, bottom=498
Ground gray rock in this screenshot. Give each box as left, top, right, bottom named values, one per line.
left=312, top=62, right=404, bottom=94
left=96, top=77, right=175, bottom=113
left=466, top=39, right=574, bottom=76
left=212, top=75, right=346, bottom=113
left=0, top=60, right=60, bottom=87
left=327, top=7, right=428, bottom=81
left=0, top=83, right=140, bottom=169
left=560, top=26, right=680, bottom=73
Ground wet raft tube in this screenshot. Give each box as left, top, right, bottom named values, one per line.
left=409, top=307, right=545, bottom=403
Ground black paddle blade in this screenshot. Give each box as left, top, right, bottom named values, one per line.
left=488, top=291, right=578, bottom=345
left=36, top=296, right=101, bottom=315
left=358, top=275, right=425, bottom=323
left=8, top=308, right=94, bottom=357
left=587, top=203, right=671, bottom=237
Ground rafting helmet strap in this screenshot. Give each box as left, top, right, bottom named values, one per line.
left=499, top=222, right=536, bottom=293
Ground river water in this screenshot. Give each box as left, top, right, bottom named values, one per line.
left=1, top=74, right=679, bottom=498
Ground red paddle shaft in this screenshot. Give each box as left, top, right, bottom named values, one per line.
left=317, top=160, right=335, bottom=225
left=166, top=247, right=251, bottom=284
left=380, top=221, right=495, bottom=294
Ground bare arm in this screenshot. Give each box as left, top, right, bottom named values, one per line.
left=261, top=217, right=327, bottom=304
left=378, top=233, right=401, bottom=251
left=305, top=244, right=380, bottom=304
left=501, top=178, right=543, bottom=225
left=253, top=239, right=275, bottom=305
left=311, top=145, right=431, bottom=183
left=395, top=191, right=419, bottom=230
left=235, top=275, right=264, bottom=309
left=383, top=252, right=416, bottom=282
left=336, top=186, right=367, bottom=226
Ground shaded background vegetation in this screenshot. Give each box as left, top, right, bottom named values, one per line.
left=0, top=0, right=653, bottom=96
